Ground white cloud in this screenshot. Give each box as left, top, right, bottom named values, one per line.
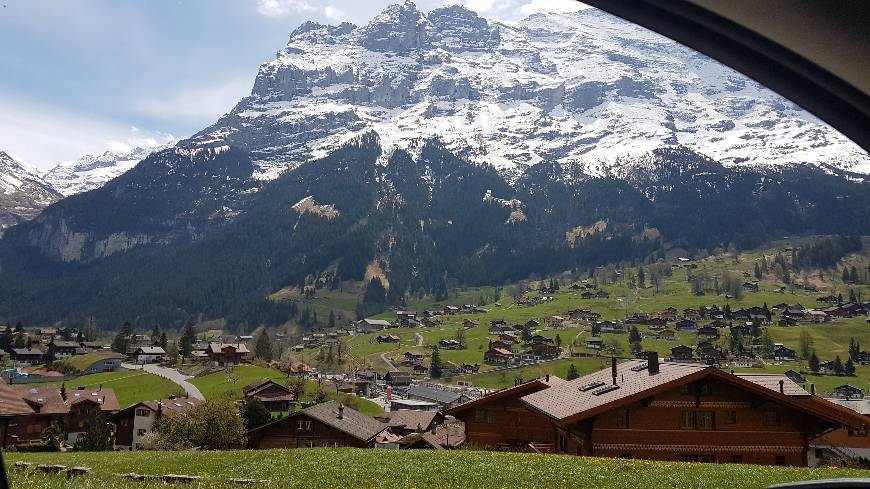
left=133, top=77, right=252, bottom=124
left=0, top=96, right=175, bottom=170
left=255, top=0, right=345, bottom=21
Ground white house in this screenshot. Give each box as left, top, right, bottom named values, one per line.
left=132, top=346, right=165, bottom=364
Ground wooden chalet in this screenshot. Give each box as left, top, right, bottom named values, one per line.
left=11, top=348, right=43, bottom=366
left=375, top=409, right=443, bottom=436
left=773, top=346, right=797, bottom=362
left=384, top=371, right=413, bottom=387
left=243, top=379, right=295, bottom=411
left=205, top=343, right=249, bottom=367
left=446, top=356, right=870, bottom=466
left=247, top=401, right=386, bottom=449
left=670, top=345, right=694, bottom=362
left=484, top=347, right=514, bottom=364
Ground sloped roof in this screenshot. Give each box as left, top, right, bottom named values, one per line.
left=207, top=343, right=250, bottom=354
left=67, top=388, right=120, bottom=411
left=519, top=359, right=867, bottom=429
left=407, top=385, right=463, bottom=404
left=0, top=381, right=37, bottom=416
left=134, top=346, right=166, bottom=354
left=12, top=348, right=43, bottom=355
left=257, top=400, right=384, bottom=443
left=445, top=377, right=560, bottom=416
left=111, top=397, right=202, bottom=418
left=376, top=409, right=439, bottom=431
left=13, top=384, right=68, bottom=415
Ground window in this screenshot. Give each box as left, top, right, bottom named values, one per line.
left=699, top=383, right=712, bottom=396
left=732, top=454, right=743, bottom=464
left=620, top=453, right=632, bottom=459
left=616, top=408, right=630, bottom=428
left=680, top=411, right=715, bottom=430
left=135, top=408, right=151, bottom=417
left=680, top=454, right=713, bottom=463
left=775, top=456, right=786, bottom=466
left=724, top=410, right=737, bottom=424
left=680, top=384, right=692, bottom=395
left=136, top=429, right=147, bottom=437
left=762, top=410, right=780, bottom=426
left=847, top=429, right=867, bottom=437
left=297, top=420, right=312, bottom=431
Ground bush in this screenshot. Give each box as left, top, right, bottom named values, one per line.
left=153, top=398, right=247, bottom=450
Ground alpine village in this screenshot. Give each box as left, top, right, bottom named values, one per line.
left=1, top=1, right=870, bottom=488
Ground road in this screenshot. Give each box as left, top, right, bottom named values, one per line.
left=379, top=352, right=398, bottom=371
left=414, top=332, right=424, bottom=347
left=122, top=363, right=205, bottom=401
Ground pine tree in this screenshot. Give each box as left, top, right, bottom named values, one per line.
left=799, top=328, right=814, bottom=360
left=638, top=267, right=646, bottom=288
left=179, top=321, right=196, bottom=358
left=850, top=266, right=859, bottom=283
left=159, top=332, right=168, bottom=349
left=844, top=357, right=856, bottom=376
left=555, top=334, right=562, bottom=350
left=254, top=330, right=272, bottom=360
left=150, top=326, right=161, bottom=346
left=328, top=310, right=336, bottom=328
left=833, top=355, right=844, bottom=375
left=754, top=262, right=762, bottom=280
left=843, top=267, right=850, bottom=283
left=566, top=363, right=579, bottom=381
left=808, top=351, right=820, bottom=374
left=430, top=345, right=442, bottom=379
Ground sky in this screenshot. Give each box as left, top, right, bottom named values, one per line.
left=0, top=0, right=585, bottom=170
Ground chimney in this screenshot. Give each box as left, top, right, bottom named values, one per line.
left=337, top=403, right=344, bottom=419
left=611, top=356, right=618, bottom=385
left=648, top=352, right=659, bottom=375
left=810, top=383, right=816, bottom=395
left=779, top=380, right=784, bottom=394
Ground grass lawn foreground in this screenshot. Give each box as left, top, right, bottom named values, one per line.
left=6, top=448, right=870, bottom=489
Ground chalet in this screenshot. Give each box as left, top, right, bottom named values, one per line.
left=816, top=295, right=840, bottom=304
left=676, top=319, right=697, bottom=332
left=498, top=333, right=519, bottom=344
left=656, top=330, right=676, bottom=341
left=646, top=317, right=668, bottom=329
left=356, top=369, right=379, bottom=383
left=80, top=341, right=104, bottom=352
left=390, top=399, right=439, bottom=411
left=11, top=348, right=43, bottom=366
left=682, top=308, right=700, bottom=320
left=581, top=291, right=609, bottom=299
left=489, top=340, right=514, bottom=352
left=598, top=321, right=624, bottom=334
left=412, top=364, right=429, bottom=375
left=442, top=306, right=461, bottom=315
left=47, top=340, right=83, bottom=360
left=407, top=385, right=471, bottom=410
left=403, top=351, right=425, bottom=366
left=625, top=314, right=648, bottom=324
left=773, top=346, right=797, bottom=362
left=111, top=397, right=202, bottom=450
left=287, top=362, right=312, bottom=377
left=524, top=319, right=541, bottom=330
left=395, top=316, right=422, bottom=328
left=356, top=319, right=391, bottom=333
left=421, top=317, right=440, bottom=328
left=64, top=386, right=120, bottom=444
left=709, top=319, right=729, bottom=329
left=243, top=379, right=295, bottom=411
left=446, top=356, right=870, bottom=466
left=670, top=345, right=694, bottom=361
left=132, top=346, right=165, bottom=364
left=463, top=319, right=480, bottom=329
left=779, top=316, right=799, bottom=327
left=247, top=401, right=386, bottom=449
left=584, top=337, right=604, bottom=350
left=808, top=398, right=870, bottom=465
left=742, top=282, right=760, bottom=292
left=699, top=347, right=725, bottom=363
left=484, top=347, right=514, bottom=364
left=336, top=380, right=371, bottom=398
left=441, top=361, right=459, bottom=376
left=530, top=339, right=559, bottom=359
left=460, top=363, right=481, bottom=374
left=375, top=409, right=442, bottom=436
left=568, top=309, right=601, bottom=322
left=384, top=371, right=413, bottom=387
left=547, top=316, right=566, bottom=327
left=804, top=310, right=830, bottom=323
left=438, top=339, right=462, bottom=350
left=37, top=328, right=57, bottom=341
left=376, top=334, right=400, bottom=344
left=205, top=343, right=249, bottom=367
left=4, top=383, right=67, bottom=446
left=832, top=385, right=864, bottom=400
left=697, top=326, right=720, bottom=339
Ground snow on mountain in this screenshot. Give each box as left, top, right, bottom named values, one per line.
left=0, top=150, right=61, bottom=230
left=185, top=1, right=870, bottom=182
left=44, top=141, right=177, bottom=196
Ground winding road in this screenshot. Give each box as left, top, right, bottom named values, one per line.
left=122, top=363, right=205, bottom=400
left=414, top=332, right=424, bottom=347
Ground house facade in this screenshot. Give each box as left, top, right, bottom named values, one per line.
left=446, top=357, right=868, bottom=466
left=206, top=343, right=250, bottom=367
left=111, top=397, right=202, bottom=450
left=247, top=401, right=385, bottom=449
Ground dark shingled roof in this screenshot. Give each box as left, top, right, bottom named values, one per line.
left=300, top=400, right=385, bottom=442
left=407, top=385, right=463, bottom=404
left=376, top=409, right=439, bottom=431
left=13, top=384, right=68, bottom=415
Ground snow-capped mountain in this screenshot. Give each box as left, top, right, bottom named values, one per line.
left=0, top=151, right=61, bottom=230
left=187, top=1, right=869, bottom=181
left=44, top=141, right=176, bottom=196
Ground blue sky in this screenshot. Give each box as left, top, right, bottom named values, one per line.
left=0, top=0, right=584, bottom=169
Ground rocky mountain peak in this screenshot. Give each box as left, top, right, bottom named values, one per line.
left=355, top=1, right=429, bottom=53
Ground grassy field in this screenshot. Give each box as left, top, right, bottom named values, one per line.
left=17, top=371, right=183, bottom=409
left=7, top=448, right=870, bottom=489
left=189, top=365, right=383, bottom=416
